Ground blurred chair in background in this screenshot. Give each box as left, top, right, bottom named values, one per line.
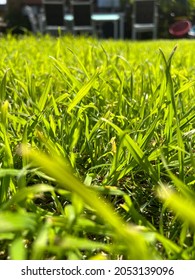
left=42, top=0, right=67, bottom=35
left=131, top=0, right=158, bottom=40
left=70, top=0, right=95, bottom=35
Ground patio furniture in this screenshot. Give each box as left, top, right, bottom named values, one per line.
left=70, top=0, right=95, bottom=35
left=131, top=0, right=158, bottom=40
left=42, top=0, right=67, bottom=34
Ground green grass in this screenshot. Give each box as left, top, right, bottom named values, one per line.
left=0, top=34, right=195, bottom=260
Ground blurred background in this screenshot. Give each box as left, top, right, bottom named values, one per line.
left=0, top=0, right=195, bottom=38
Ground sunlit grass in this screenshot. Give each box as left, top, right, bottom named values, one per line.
left=0, top=34, right=195, bottom=260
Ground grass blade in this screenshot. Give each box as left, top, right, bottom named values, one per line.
left=22, top=145, right=155, bottom=259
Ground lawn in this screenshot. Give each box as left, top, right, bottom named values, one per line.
left=0, top=34, right=195, bottom=260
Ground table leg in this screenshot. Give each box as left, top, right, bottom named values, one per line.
left=119, top=13, right=124, bottom=39
left=114, top=21, right=118, bottom=39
